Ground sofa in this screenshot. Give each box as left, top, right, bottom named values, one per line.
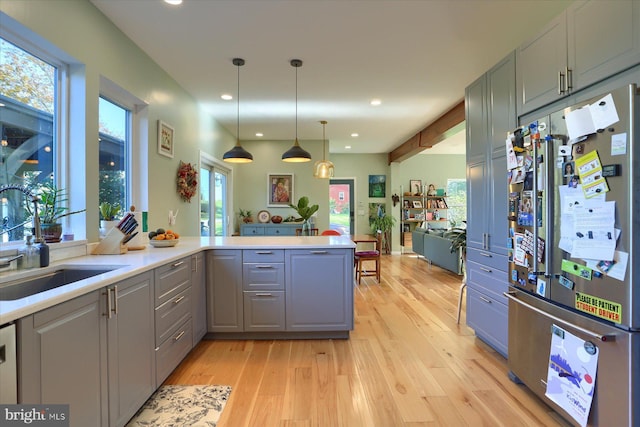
left=411, top=228, right=462, bottom=275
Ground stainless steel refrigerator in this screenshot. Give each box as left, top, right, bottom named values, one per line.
left=505, top=84, right=639, bottom=427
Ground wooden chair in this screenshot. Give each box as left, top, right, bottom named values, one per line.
left=354, top=230, right=382, bottom=284
left=295, top=228, right=319, bottom=236
left=321, top=229, right=341, bottom=236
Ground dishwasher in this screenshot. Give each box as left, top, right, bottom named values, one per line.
left=0, top=323, right=17, bottom=404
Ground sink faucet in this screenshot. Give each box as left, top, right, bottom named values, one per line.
left=0, top=184, right=42, bottom=240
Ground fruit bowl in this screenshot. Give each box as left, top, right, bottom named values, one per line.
left=271, top=215, right=283, bottom=223
left=149, top=239, right=179, bottom=248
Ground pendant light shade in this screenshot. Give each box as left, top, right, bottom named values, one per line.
left=282, top=59, right=311, bottom=162
left=313, top=120, right=334, bottom=178
left=223, top=58, right=253, bottom=163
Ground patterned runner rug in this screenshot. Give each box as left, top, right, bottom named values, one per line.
left=126, top=385, right=232, bottom=427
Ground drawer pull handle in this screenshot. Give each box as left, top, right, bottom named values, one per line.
left=310, top=250, right=328, bottom=254
left=256, top=265, right=274, bottom=269
left=171, top=261, right=185, bottom=268
left=173, top=296, right=185, bottom=304
left=173, top=331, right=185, bottom=341
left=479, top=252, right=492, bottom=258
left=255, top=293, right=273, bottom=297
left=479, top=296, right=492, bottom=304
left=480, top=267, right=492, bottom=273
left=255, top=251, right=273, bottom=255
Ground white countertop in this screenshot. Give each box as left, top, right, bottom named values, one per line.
left=0, top=235, right=355, bottom=324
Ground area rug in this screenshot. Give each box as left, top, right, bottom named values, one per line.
left=126, top=385, right=232, bottom=427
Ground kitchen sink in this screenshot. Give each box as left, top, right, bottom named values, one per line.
left=0, top=266, right=124, bottom=301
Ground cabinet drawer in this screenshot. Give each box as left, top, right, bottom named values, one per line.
left=466, top=247, right=508, bottom=272
left=265, top=227, right=294, bottom=236
left=154, top=257, right=190, bottom=306
left=243, top=291, right=285, bottom=331
left=155, top=287, right=192, bottom=345
left=466, top=260, right=508, bottom=304
left=243, top=249, right=284, bottom=263
left=466, top=287, right=508, bottom=357
left=155, top=319, right=193, bottom=385
left=243, top=263, right=285, bottom=290
left=242, top=226, right=264, bottom=235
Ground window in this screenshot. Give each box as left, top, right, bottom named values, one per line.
left=0, top=36, right=60, bottom=243
left=99, top=96, right=129, bottom=218
left=446, top=179, right=467, bottom=227
left=200, top=154, right=230, bottom=236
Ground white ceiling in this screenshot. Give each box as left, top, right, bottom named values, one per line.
left=90, top=0, right=571, bottom=156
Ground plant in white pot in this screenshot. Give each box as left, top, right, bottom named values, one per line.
left=99, top=202, right=121, bottom=237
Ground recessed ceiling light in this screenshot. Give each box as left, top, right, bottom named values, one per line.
left=0, top=103, right=5, bottom=107
left=345, top=145, right=352, bottom=150
left=221, top=94, right=232, bottom=100
left=164, top=0, right=183, bottom=5
left=255, top=133, right=263, bottom=137
left=351, top=133, right=359, bottom=137
left=370, top=99, right=381, bottom=106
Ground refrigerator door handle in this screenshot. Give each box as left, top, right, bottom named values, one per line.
left=504, top=291, right=616, bottom=342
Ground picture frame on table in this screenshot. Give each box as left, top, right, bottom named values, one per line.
left=409, top=179, right=422, bottom=195
left=157, top=120, right=175, bottom=158
left=267, top=173, right=294, bottom=207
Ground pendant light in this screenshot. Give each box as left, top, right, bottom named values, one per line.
left=313, top=120, right=335, bottom=178
left=282, top=59, right=311, bottom=162
left=223, top=58, right=253, bottom=163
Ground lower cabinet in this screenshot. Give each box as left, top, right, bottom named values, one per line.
left=207, top=247, right=354, bottom=336
left=191, top=252, right=207, bottom=346
left=18, top=272, right=155, bottom=427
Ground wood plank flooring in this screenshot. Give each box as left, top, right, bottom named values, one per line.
left=165, top=253, right=570, bottom=426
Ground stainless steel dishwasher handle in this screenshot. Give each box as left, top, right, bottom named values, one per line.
left=504, top=291, right=615, bottom=342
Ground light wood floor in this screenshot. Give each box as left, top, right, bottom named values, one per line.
left=166, top=253, right=570, bottom=426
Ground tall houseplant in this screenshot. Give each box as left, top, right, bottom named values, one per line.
left=444, top=221, right=467, bottom=277
left=369, top=214, right=396, bottom=254
left=289, top=196, right=319, bottom=235
left=28, top=183, right=86, bottom=242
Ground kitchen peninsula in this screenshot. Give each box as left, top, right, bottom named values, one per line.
left=0, top=235, right=355, bottom=426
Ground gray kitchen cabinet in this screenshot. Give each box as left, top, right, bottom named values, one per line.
left=207, top=249, right=243, bottom=332
left=154, top=256, right=192, bottom=385
left=191, top=252, right=207, bottom=346
left=517, top=0, right=640, bottom=115
left=18, top=272, right=155, bottom=427
left=285, top=248, right=353, bottom=332
left=242, top=249, right=285, bottom=331
left=464, top=51, right=514, bottom=357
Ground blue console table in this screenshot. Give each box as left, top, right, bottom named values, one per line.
left=240, top=223, right=302, bottom=236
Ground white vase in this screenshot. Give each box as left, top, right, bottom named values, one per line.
left=100, top=220, right=119, bottom=238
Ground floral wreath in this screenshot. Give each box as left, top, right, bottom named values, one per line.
left=177, top=161, right=198, bottom=202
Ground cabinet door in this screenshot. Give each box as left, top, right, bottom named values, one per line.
left=107, top=272, right=155, bottom=427
left=243, top=291, right=285, bottom=331
left=18, top=291, right=108, bottom=427
left=487, top=153, right=509, bottom=256
left=285, top=249, right=353, bottom=331
left=466, top=159, right=487, bottom=251
left=568, top=0, right=640, bottom=91
left=487, top=52, right=516, bottom=155
left=191, top=253, right=207, bottom=345
left=466, top=286, right=508, bottom=358
left=465, top=74, right=488, bottom=159
left=207, top=250, right=243, bottom=332
left=516, top=12, right=568, bottom=115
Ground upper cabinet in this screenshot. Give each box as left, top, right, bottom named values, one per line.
left=517, top=0, right=640, bottom=115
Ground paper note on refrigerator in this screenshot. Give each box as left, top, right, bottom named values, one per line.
left=565, top=93, right=620, bottom=141
left=575, top=150, right=609, bottom=198
left=571, top=201, right=616, bottom=261
left=546, top=325, right=598, bottom=427
left=585, top=250, right=629, bottom=282
left=566, top=106, right=596, bottom=141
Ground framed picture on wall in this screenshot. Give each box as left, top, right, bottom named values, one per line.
left=157, top=120, right=175, bottom=158
left=368, top=174, right=386, bottom=198
left=267, top=173, right=294, bottom=207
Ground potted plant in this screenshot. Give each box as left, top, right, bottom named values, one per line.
left=27, top=183, right=86, bottom=243
left=444, top=221, right=467, bottom=277
left=238, top=209, right=254, bottom=223
left=289, top=196, right=319, bottom=235
left=369, top=214, right=396, bottom=254
left=99, top=202, right=121, bottom=237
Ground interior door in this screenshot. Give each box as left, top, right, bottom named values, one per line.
left=329, top=179, right=354, bottom=235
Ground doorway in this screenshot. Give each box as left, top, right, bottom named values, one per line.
left=329, top=179, right=354, bottom=235
left=200, top=157, right=230, bottom=236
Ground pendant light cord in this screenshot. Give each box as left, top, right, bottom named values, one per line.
left=237, top=61, right=240, bottom=142
left=295, top=64, right=298, bottom=140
